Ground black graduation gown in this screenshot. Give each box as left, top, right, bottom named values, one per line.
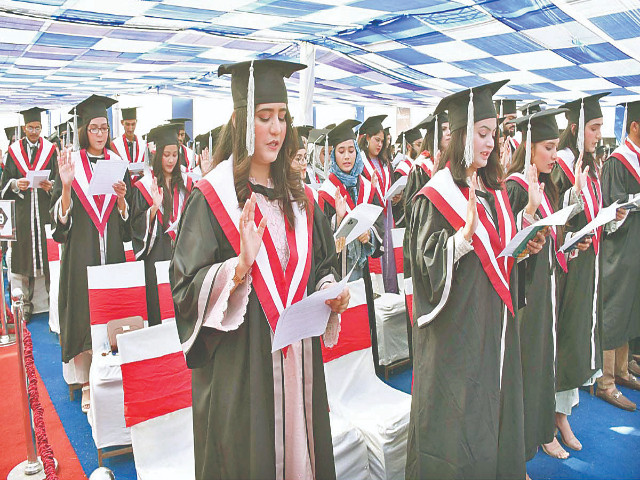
left=391, top=169, right=407, bottom=227
left=0, top=138, right=58, bottom=280
left=131, top=179, right=190, bottom=326
left=403, top=162, right=430, bottom=224
left=506, top=180, right=557, bottom=460
left=171, top=188, right=337, bottom=480
left=405, top=188, right=524, bottom=480
left=551, top=163, right=603, bottom=392
left=50, top=152, right=132, bottom=362
left=600, top=155, right=640, bottom=350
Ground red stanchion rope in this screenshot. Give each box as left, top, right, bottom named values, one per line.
left=7, top=307, right=59, bottom=480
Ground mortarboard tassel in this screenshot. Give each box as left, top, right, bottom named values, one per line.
left=524, top=118, right=532, bottom=177
left=246, top=60, right=255, bottom=157
left=464, top=88, right=474, bottom=168
left=72, top=107, right=79, bottom=152
left=324, top=133, right=330, bottom=178
left=433, top=114, right=438, bottom=157
left=209, top=130, right=213, bottom=158
left=577, top=98, right=585, bottom=155
left=402, top=133, right=406, bottom=159
left=622, top=102, right=628, bottom=139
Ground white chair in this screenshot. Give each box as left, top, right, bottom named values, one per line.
left=154, top=260, right=175, bottom=323
left=323, top=279, right=410, bottom=480
left=86, top=260, right=148, bottom=464
left=118, top=321, right=195, bottom=480
left=374, top=228, right=409, bottom=370
left=330, top=412, right=371, bottom=480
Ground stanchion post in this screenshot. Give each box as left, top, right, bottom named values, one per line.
left=8, top=288, right=44, bottom=478
left=0, top=252, right=15, bottom=346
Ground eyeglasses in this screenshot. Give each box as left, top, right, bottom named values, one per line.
left=25, top=126, right=41, bottom=133
left=88, top=126, right=110, bottom=135
left=293, top=154, right=307, bottom=165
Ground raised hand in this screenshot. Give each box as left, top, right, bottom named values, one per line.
left=59, top=147, right=75, bottom=188
left=462, top=172, right=479, bottom=242
left=238, top=193, right=267, bottom=272
left=150, top=177, right=163, bottom=211
left=335, top=190, right=348, bottom=225
left=201, top=147, right=213, bottom=175
left=525, top=164, right=545, bottom=216
left=574, top=151, right=589, bottom=193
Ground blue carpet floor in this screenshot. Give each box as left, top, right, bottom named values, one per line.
left=27, top=311, right=640, bottom=480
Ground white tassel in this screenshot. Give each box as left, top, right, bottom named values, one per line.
left=433, top=113, right=438, bottom=156
left=499, top=100, right=503, bottom=120
left=209, top=130, right=213, bottom=157
left=324, top=133, right=330, bottom=177
left=72, top=107, right=79, bottom=152
left=402, top=133, right=406, bottom=158
left=246, top=60, right=255, bottom=157
left=577, top=98, right=585, bottom=154
left=66, top=120, right=70, bottom=146
left=16, top=113, right=20, bottom=141
left=524, top=119, right=532, bottom=177
left=622, top=102, right=628, bottom=138
left=464, top=88, right=474, bottom=168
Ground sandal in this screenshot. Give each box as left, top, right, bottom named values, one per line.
left=81, top=385, right=90, bottom=414
left=557, top=427, right=582, bottom=451
left=541, top=437, right=569, bottom=459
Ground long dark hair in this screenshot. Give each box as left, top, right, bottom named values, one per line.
left=439, top=127, right=503, bottom=190
left=79, top=124, right=112, bottom=152
left=357, top=129, right=390, bottom=165
left=557, top=123, right=597, bottom=179
left=212, top=106, right=308, bottom=226
left=152, top=143, right=186, bottom=227
left=506, top=141, right=559, bottom=209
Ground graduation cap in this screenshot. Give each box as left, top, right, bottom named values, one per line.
left=194, top=125, right=224, bottom=154
left=168, top=118, right=190, bottom=130
left=520, top=100, right=546, bottom=116
left=326, top=119, right=360, bottom=148
left=295, top=125, right=313, bottom=139
left=20, top=107, right=46, bottom=124
left=296, top=134, right=306, bottom=151
left=4, top=126, right=18, bottom=141
left=359, top=115, right=387, bottom=136
left=397, top=128, right=422, bottom=145
left=70, top=95, right=117, bottom=127
left=307, top=128, right=328, bottom=145
left=416, top=112, right=449, bottom=155
left=218, top=59, right=306, bottom=156
left=435, top=79, right=509, bottom=167
left=148, top=123, right=179, bottom=148
left=513, top=108, right=568, bottom=176
left=618, top=100, right=640, bottom=134
left=324, top=123, right=336, bottom=130
left=494, top=99, right=517, bottom=118
left=560, top=92, right=610, bottom=153
left=121, top=107, right=138, bottom=121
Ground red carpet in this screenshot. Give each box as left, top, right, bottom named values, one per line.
left=0, top=343, right=87, bottom=479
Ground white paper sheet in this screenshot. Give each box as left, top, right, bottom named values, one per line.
left=499, top=204, right=576, bottom=258
left=25, top=170, right=50, bottom=188
left=127, top=162, right=145, bottom=174
left=271, top=267, right=352, bottom=353
left=88, top=160, right=129, bottom=196
left=333, top=203, right=383, bottom=246
left=384, top=176, right=407, bottom=201
left=392, top=152, right=406, bottom=168
left=559, top=201, right=620, bottom=253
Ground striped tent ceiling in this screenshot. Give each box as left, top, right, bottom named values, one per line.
left=0, top=0, right=639, bottom=112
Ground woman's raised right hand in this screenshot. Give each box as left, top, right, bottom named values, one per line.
left=462, top=173, right=479, bottom=242
left=238, top=193, right=267, bottom=273
left=574, top=151, right=589, bottom=193
left=59, top=147, right=75, bottom=188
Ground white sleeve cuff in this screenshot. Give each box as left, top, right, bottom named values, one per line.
left=202, top=257, right=252, bottom=332
left=57, top=197, right=73, bottom=224
left=453, top=228, right=473, bottom=263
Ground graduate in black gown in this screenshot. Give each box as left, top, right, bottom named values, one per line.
left=50, top=95, right=132, bottom=412
left=406, top=80, right=539, bottom=480
left=505, top=108, right=574, bottom=461
left=171, top=59, right=349, bottom=480
left=597, top=99, right=640, bottom=407
left=1, top=107, right=57, bottom=321
left=551, top=93, right=614, bottom=446
left=131, top=124, right=193, bottom=326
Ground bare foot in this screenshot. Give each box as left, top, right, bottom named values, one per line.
left=541, top=437, right=569, bottom=459
left=555, top=413, right=582, bottom=451
left=81, top=383, right=91, bottom=413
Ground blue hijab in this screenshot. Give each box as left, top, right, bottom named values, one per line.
left=328, top=140, right=365, bottom=200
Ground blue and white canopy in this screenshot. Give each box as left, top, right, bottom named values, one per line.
left=0, top=0, right=639, bottom=111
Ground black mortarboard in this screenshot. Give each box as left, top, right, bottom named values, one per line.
left=295, top=125, right=313, bottom=139
left=121, top=107, right=138, bottom=121
left=168, top=118, right=190, bottom=130
left=618, top=100, right=640, bottom=134
left=397, top=128, right=422, bottom=145
left=218, top=59, right=306, bottom=109
left=5, top=126, right=18, bottom=141
left=520, top=100, right=546, bottom=116
left=494, top=99, right=517, bottom=117
left=359, top=115, right=387, bottom=136
left=560, top=92, right=610, bottom=124
left=308, top=128, right=328, bottom=145
left=415, top=112, right=449, bottom=131
left=20, top=107, right=46, bottom=124
left=297, top=135, right=306, bottom=151
left=326, top=119, right=360, bottom=148
left=56, top=122, right=68, bottom=135
left=148, top=124, right=179, bottom=147
left=435, top=80, right=509, bottom=132
left=324, top=123, right=336, bottom=130
left=513, top=108, right=567, bottom=143
left=70, top=95, right=117, bottom=126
